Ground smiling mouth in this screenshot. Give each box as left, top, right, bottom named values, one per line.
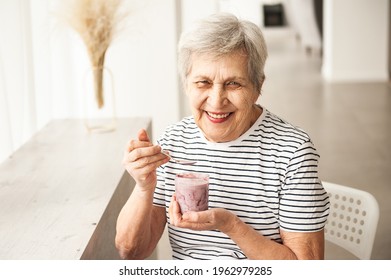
left=206, top=111, right=232, bottom=123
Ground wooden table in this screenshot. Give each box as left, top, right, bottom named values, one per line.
left=0, top=118, right=152, bottom=259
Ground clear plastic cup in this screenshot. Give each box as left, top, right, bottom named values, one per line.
left=175, top=173, right=209, bottom=213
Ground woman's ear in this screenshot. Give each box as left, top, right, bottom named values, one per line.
left=258, top=75, right=265, bottom=97
left=260, top=74, right=265, bottom=87
left=258, top=75, right=266, bottom=94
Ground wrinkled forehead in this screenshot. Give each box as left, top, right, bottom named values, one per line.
left=187, top=49, right=249, bottom=75
left=191, top=46, right=248, bottom=61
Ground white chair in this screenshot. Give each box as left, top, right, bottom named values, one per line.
left=323, top=181, right=380, bottom=260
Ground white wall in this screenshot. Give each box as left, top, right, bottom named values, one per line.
left=289, top=0, right=321, bottom=51
left=49, top=0, right=181, bottom=140
left=219, top=0, right=264, bottom=25
left=322, top=0, right=389, bottom=82
left=0, top=0, right=37, bottom=162
left=0, top=0, right=181, bottom=163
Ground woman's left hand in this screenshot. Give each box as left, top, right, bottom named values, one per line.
left=168, top=194, right=237, bottom=233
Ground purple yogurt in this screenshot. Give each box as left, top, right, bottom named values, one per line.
left=175, top=173, right=209, bottom=213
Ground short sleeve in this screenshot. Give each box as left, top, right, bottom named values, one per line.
left=279, top=140, right=330, bottom=232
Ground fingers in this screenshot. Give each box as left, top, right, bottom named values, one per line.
left=123, top=145, right=168, bottom=183
left=182, top=211, right=200, bottom=221
left=125, top=139, right=151, bottom=154
left=137, top=128, right=151, bottom=142
left=125, top=128, right=152, bottom=153
left=172, top=213, right=212, bottom=231
left=169, top=194, right=183, bottom=226
left=124, top=127, right=165, bottom=164
left=169, top=195, right=214, bottom=230
left=126, top=144, right=163, bottom=163
left=182, top=210, right=211, bottom=225
left=170, top=208, right=233, bottom=232
left=122, top=128, right=169, bottom=186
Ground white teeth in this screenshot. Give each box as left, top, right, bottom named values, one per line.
left=207, top=112, right=230, bottom=119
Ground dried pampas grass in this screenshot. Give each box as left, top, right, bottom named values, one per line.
left=60, top=0, right=126, bottom=108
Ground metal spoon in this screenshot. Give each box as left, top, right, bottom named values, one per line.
left=161, top=151, right=197, bottom=165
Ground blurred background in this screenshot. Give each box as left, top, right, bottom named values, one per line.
left=0, top=0, right=390, bottom=259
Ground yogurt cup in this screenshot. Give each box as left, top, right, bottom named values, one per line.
left=175, top=173, right=209, bottom=213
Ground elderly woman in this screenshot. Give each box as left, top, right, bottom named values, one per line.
left=116, top=13, right=329, bottom=260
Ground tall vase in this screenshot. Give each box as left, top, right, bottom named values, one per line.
left=82, top=66, right=117, bottom=133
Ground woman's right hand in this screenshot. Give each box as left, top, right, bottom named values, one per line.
left=122, top=129, right=170, bottom=191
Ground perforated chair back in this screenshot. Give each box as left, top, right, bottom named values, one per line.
left=323, top=181, right=379, bottom=259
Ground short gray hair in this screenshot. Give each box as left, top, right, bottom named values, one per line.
left=178, top=13, right=268, bottom=93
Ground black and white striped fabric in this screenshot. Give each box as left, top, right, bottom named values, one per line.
left=153, top=106, right=330, bottom=260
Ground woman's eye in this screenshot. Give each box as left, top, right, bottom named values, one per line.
left=194, top=80, right=211, bottom=88
left=226, top=81, right=241, bottom=89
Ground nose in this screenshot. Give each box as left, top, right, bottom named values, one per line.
left=208, top=84, right=228, bottom=108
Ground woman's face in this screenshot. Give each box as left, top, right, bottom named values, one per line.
left=186, top=51, right=262, bottom=142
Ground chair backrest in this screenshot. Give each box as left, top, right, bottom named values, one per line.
left=323, top=181, right=379, bottom=259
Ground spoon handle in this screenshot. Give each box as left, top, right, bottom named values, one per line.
left=161, top=150, right=171, bottom=158
left=161, top=151, right=196, bottom=165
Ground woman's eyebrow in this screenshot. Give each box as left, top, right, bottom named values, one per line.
left=228, top=76, right=247, bottom=82
left=192, top=75, right=247, bottom=81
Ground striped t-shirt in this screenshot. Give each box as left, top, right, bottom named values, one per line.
left=153, top=107, right=330, bottom=260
